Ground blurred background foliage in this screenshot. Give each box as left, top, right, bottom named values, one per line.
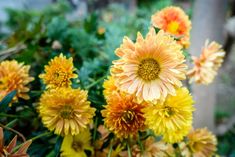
left=0, top=0, right=234, bottom=156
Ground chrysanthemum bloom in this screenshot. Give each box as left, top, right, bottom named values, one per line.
left=111, top=28, right=187, bottom=103
left=151, top=6, right=191, bottom=48
left=0, top=60, right=34, bottom=102
left=0, top=127, right=32, bottom=157
left=120, top=137, right=171, bottom=157
left=187, top=128, right=217, bottom=157
left=61, top=128, right=93, bottom=157
left=101, top=92, right=146, bottom=139
left=38, top=88, right=95, bottom=136
left=103, top=76, right=119, bottom=100
left=144, top=87, right=194, bottom=143
left=187, top=40, right=225, bottom=85
left=39, top=54, right=78, bottom=89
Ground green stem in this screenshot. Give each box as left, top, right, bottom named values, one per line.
left=93, top=116, right=98, bottom=142
left=107, top=140, right=113, bottom=157
left=6, top=119, right=18, bottom=127
left=127, top=141, right=132, bottom=157
left=0, top=113, right=24, bottom=118
left=137, top=134, right=144, bottom=154
left=13, top=131, right=52, bottom=152
left=85, top=75, right=106, bottom=90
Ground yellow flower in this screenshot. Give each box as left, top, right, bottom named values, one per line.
left=39, top=53, right=77, bottom=89
left=0, top=60, right=34, bottom=102
left=101, top=92, right=146, bottom=139
left=38, top=88, right=95, bottom=136
left=61, top=128, right=93, bottom=157
left=111, top=28, right=187, bottom=103
left=144, top=87, right=194, bottom=143
left=187, top=128, right=217, bottom=157
left=103, top=76, right=119, bottom=101
left=151, top=6, right=191, bottom=48
left=187, top=40, right=225, bottom=85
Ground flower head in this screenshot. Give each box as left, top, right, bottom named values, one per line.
left=0, top=60, right=34, bottom=102
left=187, top=128, right=217, bottom=157
left=38, top=88, right=95, bottom=136
left=39, top=54, right=77, bottom=89
left=151, top=6, right=191, bottom=48
left=103, top=76, right=120, bottom=101
left=144, top=87, right=194, bottom=143
left=102, top=93, right=146, bottom=139
left=0, top=127, right=32, bottom=157
left=111, top=28, right=187, bottom=103
left=120, top=137, right=171, bottom=157
left=187, top=40, right=225, bottom=85
left=61, top=128, right=93, bottom=157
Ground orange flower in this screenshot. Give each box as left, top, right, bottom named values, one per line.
left=0, top=60, right=34, bottom=102
left=101, top=93, right=146, bottom=139
left=111, top=28, right=187, bottom=103
left=187, top=40, right=225, bottom=85
left=151, top=6, right=191, bottom=48
left=39, top=53, right=77, bottom=89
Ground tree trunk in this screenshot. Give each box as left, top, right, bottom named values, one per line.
left=189, top=0, right=227, bottom=132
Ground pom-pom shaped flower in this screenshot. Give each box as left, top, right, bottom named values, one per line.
left=39, top=53, right=78, bottom=89
left=151, top=6, right=191, bottom=48
left=101, top=93, right=146, bottom=139
left=103, top=76, right=120, bottom=101
left=187, top=40, right=225, bottom=85
left=38, top=88, right=95, bottom=136
left=0, top=60, right=34, bottom=102
left=61, top=128, right=93, bottom=157
left=187, top=128, right=217, bottom=157
left=111, top=28, right=187, bottom=103
left=144, top=87, right=194, bottom=143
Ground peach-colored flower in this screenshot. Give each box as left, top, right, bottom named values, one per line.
left=187, top=40, right=225, bottom=85
left=120, top=137, right=171, bottom=157
left=151, top=6, right=191, bottom=48
left=111, top=28, right=187, bottom=103
left=187, top=128, right=217, bottom=157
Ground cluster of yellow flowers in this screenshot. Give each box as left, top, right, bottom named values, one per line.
left=0, top=5, right=225, bottom=157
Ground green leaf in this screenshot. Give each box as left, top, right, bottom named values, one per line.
left=0, top=90, right=17, bottom=110
left=54, top=136, right=63, bottom=157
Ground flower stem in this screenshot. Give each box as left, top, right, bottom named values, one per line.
left=107, top=140, right=113, bottom=157
left=127, top=141, right=132, bottom=157
left=85, top=75, right=106, bottom=90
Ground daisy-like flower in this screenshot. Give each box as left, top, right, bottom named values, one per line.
left=39, top=53, right=77, bottom=89
left=187, top=128, right=217, bottom=157
left=61, top=128, right=93, bottom=157
left=38, top=88, right=95, bottom=136
left=187, top=40, right=225, bottom=85
left=111, top=28, right=187, bottom=103
left=120, top=137, right=171, bottom=157
left=151, top=6, right=191, bottom=48
left=144, top=87, right=194, bottom=143
left=101, top=92, right=146, bottom=139
left=0, top=127, right=32, bottom=157
left=0, top=60, right=34, bottom=102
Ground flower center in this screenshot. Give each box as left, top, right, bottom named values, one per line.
left=60, top=105, right=73, bottom=119
left=72, top=140, right=83, bottom=152
left=137, top=58, right=160, bottom=81
left=122, top=110, right=135, bottom=123
left=167, top=21, right=180, bottom=34
left=163, top=106, right=175, bottom=118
